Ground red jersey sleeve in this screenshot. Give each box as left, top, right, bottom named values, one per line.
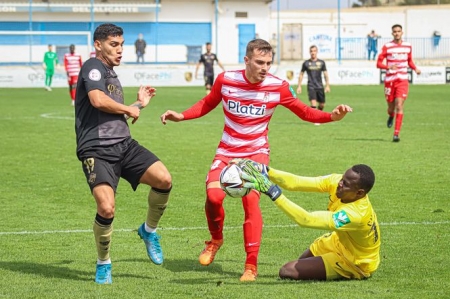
left=376, top=45, right=388, bottom=70
left=182, top=73, right=223, bottom=120
left=280, top=82, right=332, bottom=123
left=407, top=48, right=417, bottom=71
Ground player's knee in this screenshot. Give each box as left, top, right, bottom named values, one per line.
left=155, top=171, right=172, bottom=190
left=279, top=265, right=295, bottom=280
left=206, top=187, right=225, bottom=206
left=98, top=204, right=115, bottom=219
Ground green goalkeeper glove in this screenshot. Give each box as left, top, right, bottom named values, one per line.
left=240, top=163, right=281, bottom=201
left=231, top=158, right=269, bottom=177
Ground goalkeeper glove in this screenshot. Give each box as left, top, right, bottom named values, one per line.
left=240, top=164, right=281, bottom=201
left=231, top=158, right=269, bottom=177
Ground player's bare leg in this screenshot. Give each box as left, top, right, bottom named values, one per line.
left=206, top=84, right=212, bottom=95
left=279, top=249, right=327, bottom=280
left=310, top=99, right=321, bottom=125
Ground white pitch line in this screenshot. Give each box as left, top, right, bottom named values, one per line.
left=0, top=220, right=449, bottom=236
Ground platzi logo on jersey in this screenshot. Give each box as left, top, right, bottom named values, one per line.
left=228, top=100, right=266, bottom=116
left=332, top=210, right=351, bottom=228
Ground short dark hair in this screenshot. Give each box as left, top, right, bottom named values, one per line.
left=206, top=42, right=211, bottom=46
left=310, top=45, right=318, bottom=51
left=392, top=24, right=402, bottom=30
left=351, top=164, right=375, bottom=193
left=246, top=39, right=272, bottom=57
left=94, top=23, right=123, bottom=42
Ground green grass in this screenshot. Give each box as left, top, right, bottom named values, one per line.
left=0, top=84, right=449, bottom=298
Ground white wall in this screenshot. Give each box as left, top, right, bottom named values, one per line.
left=1, top=3, right=450, bottom=63
left=270, top=5, right=450, bottom=59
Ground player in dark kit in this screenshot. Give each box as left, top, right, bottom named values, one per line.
left=75, top=23, right=172, bottom=284
left=195, top=42, right=225, bottom=94
left=297, top=45, right=330, bottom=112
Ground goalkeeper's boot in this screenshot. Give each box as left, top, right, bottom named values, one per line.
left=199, top=239, right=223, bottom=266
left=95, top=263, right=112, bottom=284
left=387, top=116, right=394, bottom=128
left=240, top=264, right=257, bottom=282
left=138, top=223, right=164, bottom=265
left=393, top=135, right=400, bottom=142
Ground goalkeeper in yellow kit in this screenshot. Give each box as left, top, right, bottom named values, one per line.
left=238, top=160, right=381, bottom=281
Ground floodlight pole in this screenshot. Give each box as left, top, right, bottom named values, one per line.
left=277, top=0, right=280, bottom=65
left=90, top=0, right=94, bottom=45
left=155, top=0, right=160, bottom=63
left=215, top=0, right=219, bottom=56
left=337, top=0, right=341, bottom=64
left=28, top=0, right=32, bottom=65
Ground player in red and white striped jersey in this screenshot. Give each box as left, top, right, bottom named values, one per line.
left=160, top=39, right=352, bottom=281
left=64, top=44, right=83, bottom=106
left=377, top=24, right=421, bottom=142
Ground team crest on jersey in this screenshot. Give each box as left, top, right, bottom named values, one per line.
left=263, top=92, right=270, bottom=102
left=332, top=210, right=351, bottom=228
left=89, top=69, right=101, bottom=81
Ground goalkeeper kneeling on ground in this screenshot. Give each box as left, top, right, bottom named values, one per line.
left=237, top=159, right=381, bottom=281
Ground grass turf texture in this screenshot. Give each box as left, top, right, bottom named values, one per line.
left=0, top=85, right=448, bottom=298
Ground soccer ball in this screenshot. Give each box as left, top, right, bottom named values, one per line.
left=219, top=163, right=250, bottom=198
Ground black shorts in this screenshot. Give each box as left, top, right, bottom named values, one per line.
left=204, top=74, right=214, bottom=87
left=308, top=87, right=326, bottom=103
left=80, top=138, right=159, bottom=192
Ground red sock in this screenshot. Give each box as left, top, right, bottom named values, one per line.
left=205, top=188, right=226, bottom=240
left=394, top=113, right=403, bottom=136
left=388, top=110, right=394, bottom=117
left=242, top=190, right=262, bottom=267
left=70, top=89, right=76, bottom=101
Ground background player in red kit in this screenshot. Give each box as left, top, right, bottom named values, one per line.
left=160, top=39, right=352, bottom=282
left=64, top=44, right=83, bottom=106
left=377, top=24, right=421, bottom=142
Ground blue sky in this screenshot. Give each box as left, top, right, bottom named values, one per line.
left=270, top=0, right=358, bottom=10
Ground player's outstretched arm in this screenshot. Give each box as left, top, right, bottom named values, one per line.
left=160, top=110, right=185, bottom=125
left=131, top=85, right=156, bottom=109
left=330, top=104, right=352, bottom=121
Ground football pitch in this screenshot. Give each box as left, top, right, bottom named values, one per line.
left=0, top=84, right=448, bottom=298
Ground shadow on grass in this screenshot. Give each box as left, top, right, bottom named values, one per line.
left=0, top=261, right=92, bottom=281
left=0, top=260, right=153, bottom=282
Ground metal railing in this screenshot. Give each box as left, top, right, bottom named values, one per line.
left=338, top=37, right=450, bottom=60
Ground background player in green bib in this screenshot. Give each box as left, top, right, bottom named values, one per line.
left=42, top=44, right=59, bottom=91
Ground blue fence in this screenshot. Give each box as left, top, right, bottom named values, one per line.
left=338, top=37, right=450, bottom=60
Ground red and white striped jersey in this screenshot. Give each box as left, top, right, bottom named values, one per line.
left=64, top=53, right=83, bottom=77
left=377, top=40, right=417, bottom=82
left=182, top=70, right=333, bottom=158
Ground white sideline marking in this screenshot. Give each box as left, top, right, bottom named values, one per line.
left=40, top=112, right=73, bottom=120
left=0, top=220, right=449, bottom=236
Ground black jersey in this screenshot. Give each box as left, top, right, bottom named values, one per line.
left=301, top=59, right=327, bottom=89
left=75, top=58, right=130, bottom=159
left=199, top=52, right=218, bottom=76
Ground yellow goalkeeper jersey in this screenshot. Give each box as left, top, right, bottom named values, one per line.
left=269, top=169, right=381, bottom=274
